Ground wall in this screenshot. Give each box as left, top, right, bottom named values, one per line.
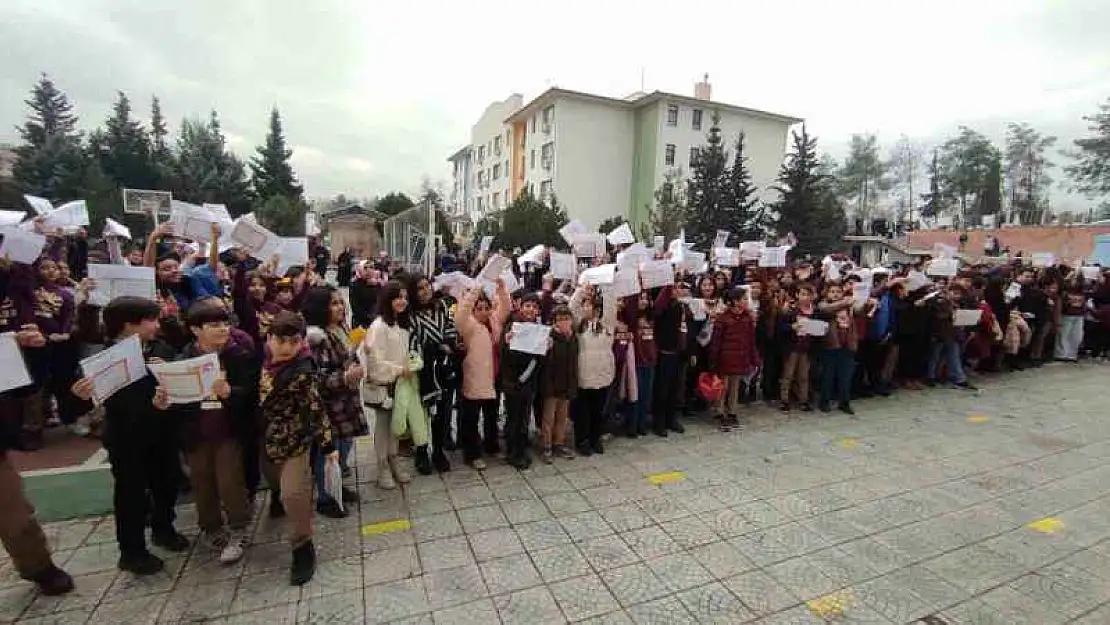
left=328, top=215, right=382, bottom=259
left=552, top=97, right=635, bottom=228
left=520, top=106, right=553, bottom=199
left=653, top=99, right=793, bottom=206
left=468, top=95, right=522, bottom=221
left=629, top=102, right=661, bottom=228
left=907, top=226, right=1110, bottom=264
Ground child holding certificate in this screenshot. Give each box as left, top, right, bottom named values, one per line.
left=70, top=296, right=188, bottom=576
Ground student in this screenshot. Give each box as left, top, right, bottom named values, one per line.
left=177, top=300, right=257, bottom=564
left=652, top=281, right=691, bottom=436
left=259, top=311, right=334, bottom=585
left=0, top=324, right=75, bottom=596
left=407, top=275, right=460, bottom=475
left=921, top=283, right=976, bottom=390
left=779, top=284, right=817, bottom=412
left=500, top=293, right=544, bottom=469
left=569, top=284, right=618, bottom=456
left=1055, top=289, right=1086, bottom=361
left=26, top=255, right=76, bottom=449
left=621, top=291, right=657, bottom=436
left=454, top=280, right=511, bottom=470
left=71, top=296, right=188, bottom=576
left=302, top=286, right=366, bottom=517
left=540, top=305, right=579, bottom=463
left=361, top=281, right=416, bottom=489
left=819, top=305, right=859, bottom=414
left=709, top=286, right=761, bottom=429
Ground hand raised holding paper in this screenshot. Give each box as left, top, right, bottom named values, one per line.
left=153, top=387, right=170, bottom=410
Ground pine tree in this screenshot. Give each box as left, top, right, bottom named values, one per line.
left=89, top=91, right=156, bottom=190
left=175, top=112, right=253, bottom=215
left=13, top=74, right=88, bottom=200
left=498, top=185, right=568, bottom=250
left=685, top=111, right=730, bottom=249
left=771, top=125, right=843, bottom=258
left=921, top=149, right=947, bottom=218
left=419, top=179, right=455, bottom=252
left=723, top=131, right=770, bottom=239
left=149, top=96, right=177, bottom=190
left=648, top=169, right=688, bottom=242
left=251, top=107, right=303, bottom=202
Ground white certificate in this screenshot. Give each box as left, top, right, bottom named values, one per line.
left=759, top=246, right=788, bottom=268
left=549, top=251, right=577, bottom=280
left=24, top=195, right=54, bottom=216
left=572, top=233, right=606, bottom=258
left=681, top=251, right=707, bottom=274
left=0, top=210, right=25, bottom=226
left=42, top=200, right=90, bottom=229
left=517, top=244, right=545, bottom=267
left=714, top=247, right=741, bottom=267
left=171, top=201, right=220, bottom=242
left=616, top=243, right=650, bottom=268
left=559, top=220, right=590, bottom=244
left=0, top=228, right=47, bottom=264
left=0, top=333, right=33, bottom=393
left=103, top=218, right=132, bottom=240
left=606, top=223, right=635, bottom=246
left=578, top=263, right=617, bottom=286
left=87, top=264, right=156, bottom=306
left=1031, top=252, right=1055, bottom=268
left=713, top=230, right=730, bottom=249
left=509, top=322, right=551, bottom=355
left=905, top=271, right=931, bottom=291
left=479, top=236, right=494, bottom=253
left=79, top=335, right=148, bottom=404
left=478, top=254, right=512, bottom=282
left=230, top=218, right=281, bottom=260
left=640, top=260, right=674, bottom=290
left=932, top=242, right=958, bottom=259
left=954, top=309, right=983, bottom=327
left=148, top=352, right=221, bottom=404
left=798, top=318, right=829, bottom=337
left=927, top=258, right=958, bottom=277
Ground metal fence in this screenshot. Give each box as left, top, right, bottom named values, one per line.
left=381, top=205, right=430, bottom=274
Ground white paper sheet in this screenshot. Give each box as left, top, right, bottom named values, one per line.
left=681, top=297, right=707, bottom=320
left=905, top=270, right=931, bottom=291
left=478, top=267, right=520, bottom=299
left=739, top=241, right=764, bottom=261
left=933, top=242, right=957, bottom=259
left=852, top=284, right=872, bottom=308
left=509, top=322, right=551, bottom=355
left=42, top=200, right=89, bottom=229
left=79, top=335, right=148, bottom=404
left=616, top=243, right=650, bottom=268
left=797, top=318, right=829, bottom=337
left=433, top=271, right=476, bottom=297
left=0, top=333, right=33, bottom=393
left=478, top=254, right=512, bottom=282
left=275, top=237, right=309, bottom=274
left=549, top=251, right=577, bottom=280
left=572, top=233, right=606, bottom=258
left=578, top=264, right=617, bottom=286
left=148, top=352, right=221, bottom=404
left=953, top=309, right=983, bottom=327
left=714, top=247, right=741, bottom=267
left=1031, top=252, right=1056, bottom=268
left=479, top=235, right=495, bottom=253
left=713, top=230, right=730, bottom=249
left=606, top=223, right=635, bottom=246
left=927, top=258, right=958, bottom=277
left=304, top=211, right=320, bottom=237
left=653, top=236, right=665, bottom=252
left=0, top=228, right=47, bottom=264
left=171, top=201, right=220, bottom=242
left=759, top=246, right=788, bottom=268
left=0, top=210, right=25, bottom=226
left=103, top=218, right=132, bottom=239
left=517, top=244, right=546, bottom=267
left=1004, top=282, right=1022, bottom=302
left=24, top=195, right=54, bottom=216
left=1081, top=266, right=1101, bottom=281
left=87, top=264, right=157, bottom=306
left=230, top=218, right=282, bottom=260
left=559, top=220, right=590, bottom=244
left=640, top=260, right=674, bottom=289
left=612, top=267, right=641, bottom=298
left=681, top=251, right=707, bottom=274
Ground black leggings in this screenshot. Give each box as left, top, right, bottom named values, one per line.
left=459, top=398, right=498, bottom=461
left=574, top=388, right=607, bottom=448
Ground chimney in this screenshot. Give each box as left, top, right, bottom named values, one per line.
left=694, top=73, right=711, bottom=101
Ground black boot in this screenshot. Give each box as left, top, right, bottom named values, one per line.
left=269, top=490, right=286, bottom=519
left=31, top=565, right=74, bottom=596
left=118, top=551, right=165, bottom=576
left=290, top=541, right=316, bottom=586
left=414, top=445, right=434, bottom=476
left=432, top=449, right=451, bottom=473
left=151, top=529, right=189, bottom=552
left=315, top=498, right=348, bottom=519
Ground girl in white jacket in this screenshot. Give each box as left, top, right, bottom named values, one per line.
left=569, top=284, right=618, bottom=455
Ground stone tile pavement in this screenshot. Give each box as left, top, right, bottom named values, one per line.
left=4, top=362, right=1110, bottom=624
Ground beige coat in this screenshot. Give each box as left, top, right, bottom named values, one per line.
left=455, top=285, right=511, bottom=400
left=569, top=286, right=619, bottom=390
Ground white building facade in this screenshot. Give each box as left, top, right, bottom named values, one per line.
left=449, top=79, right=801, bottom=230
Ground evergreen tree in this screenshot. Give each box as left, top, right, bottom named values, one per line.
left=648, top=169, right=688, bottom=242
left=89, top=91, right=156, bottom=190
left=1004, top=122, right=1056, bottom=225
left=12, top=74, right=88, bottom=200
left=938, top=126, right=999, bottom=224
left=419, top=179, right=455, bottom=252
left=723, top=131, right=770, bottom=239
left=149, top=96, right=176, bottom=189
left=1065, top=98, right=1110, bottom=210
left=837, top=133, right=890, bottom=222
left=175, top=112, right=253, bottom=215
left=255, top=194, right=306, bottom=236
left=921, top=149, right=947, bottom=218
left=685, top=111, right=730, bottom=249
left=376, top=192, right=416, bottom=217
left=597, top=216, right=627, bottom=238
left=498, top=185, right=568, bottom=251
left=250, top=107, right=303, bottom=202
left=771, top=125, right=843, bottom=258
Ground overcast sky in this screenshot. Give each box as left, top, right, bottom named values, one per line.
left=2, top=0, right=1107, bottom=211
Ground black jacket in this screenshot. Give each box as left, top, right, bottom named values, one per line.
left=175, top=336, right=260, bottom=450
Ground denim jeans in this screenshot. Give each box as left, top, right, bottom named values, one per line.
left=819, top=349, right=856, bottom=406
left=631, top=365, right=655, bottom=431
left=314, top=437, right=353, bottom=505
left=928, top=341, right=967, bottom=384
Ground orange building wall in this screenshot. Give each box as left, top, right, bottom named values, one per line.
left=510, top=121, right=527, bottom=200
left=908, top=226, right=1110, bottom=263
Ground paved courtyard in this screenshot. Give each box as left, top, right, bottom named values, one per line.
left=4, top=363, right=1110, bottom=624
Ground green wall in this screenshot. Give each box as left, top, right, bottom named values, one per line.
left=629, top=103, right=659, bottom=229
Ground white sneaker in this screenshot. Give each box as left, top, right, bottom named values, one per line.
left=388, top=456, right=411, bottom=485
left=377, top=460, right=397, bottom=490
left=201, top=530, right=229, bottom=551
left=69, top=422, right=91, bottom=437
left=471, top=458, right=487, bottom=471
left=219, top=532, right=247, bottom=564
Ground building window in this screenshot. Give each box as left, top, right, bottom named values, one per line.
left=667, top=105, right=679, bottom=126
left=665, top=144, right=676, bottom=166
left=540, top=180, right=553, bottom=202
left=692, top=109, right=703, bottom=130
left=494, top=136, right=502, bottom=156
left=504, top=190, right=510, bottom=207
left=541, top=142, right=554, bottom=171
left=690, top=146, right=699, bottom=167
left=477, top=146, right=484, bottom=162
left=530, top=149, right=536, bottom=169
left=476, top=197, right=483, bottom=212
left=542, top=106, right=554, bottom=133
left=530, top=116, right=536, bottom=134
left=493, top=193, right=501, bottom=210
left=492, top=163, right=501, bottom=180
left=504, top=160, right=509, bottom=177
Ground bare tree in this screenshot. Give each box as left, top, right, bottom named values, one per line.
left=888, top=135, right=924, bottom=227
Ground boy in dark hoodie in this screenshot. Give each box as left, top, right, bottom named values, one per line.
left=71, top=296, right=188, bottom=576
left=500, top=293, right=543, bottom=470
left=259, top=310, right=334, bottom=585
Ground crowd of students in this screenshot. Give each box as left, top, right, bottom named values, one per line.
left=2, top=217, right=1110, bottom=600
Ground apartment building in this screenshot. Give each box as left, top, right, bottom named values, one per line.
left=449, top=77, right=801, bottom=230
left=448, top=95, right=523, bottom=229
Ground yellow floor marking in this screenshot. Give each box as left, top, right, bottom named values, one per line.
left=967, top=415, right=991, bottom=423
left=836, top=438, right=860, bottom=450
left=361, top=519, right=412, bottom=536
left=807, top=590, right=854, bottom=619
left=1026, top=517, right=1065, bottom=534
left=646, top=471, right=686, bottom=485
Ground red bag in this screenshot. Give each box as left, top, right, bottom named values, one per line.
left=697, top=372, right=725, bottom=402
